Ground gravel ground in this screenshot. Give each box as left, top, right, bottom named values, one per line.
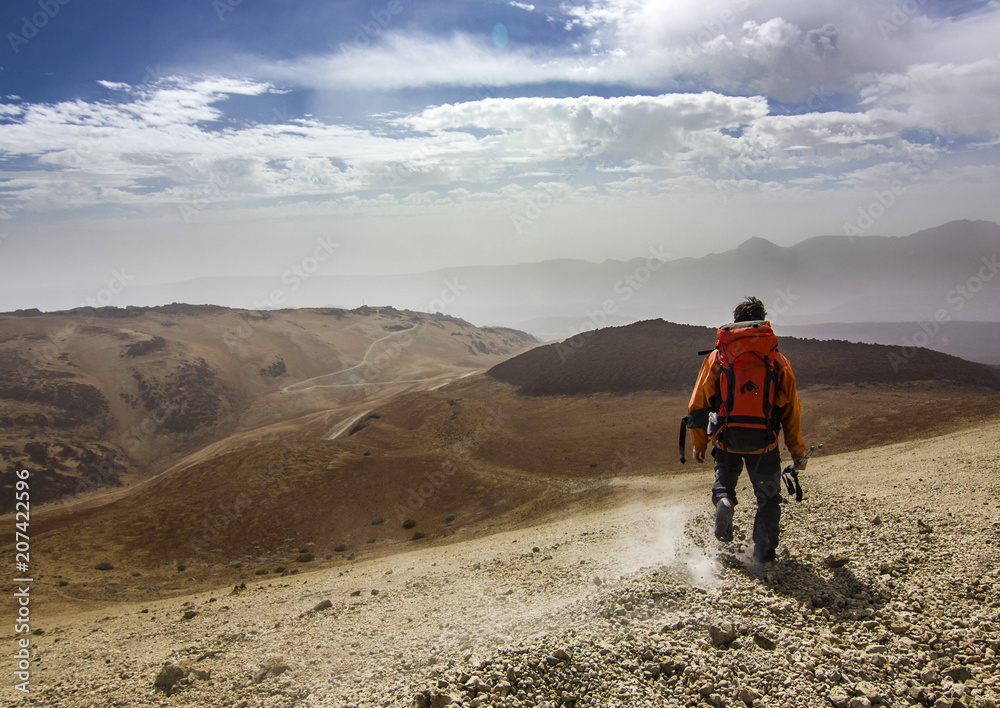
left=4, top=421, right=999, bottom=708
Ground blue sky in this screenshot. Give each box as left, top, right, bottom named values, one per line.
left=1, top=0, right=1000, bottom=310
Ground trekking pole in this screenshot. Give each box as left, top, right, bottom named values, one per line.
left=782, top=443, right=822, bottom=502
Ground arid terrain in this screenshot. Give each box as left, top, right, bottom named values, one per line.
left=0, top=305, right=538, bottom=513
left=2, top=314, right=999, bottom=707
left=1, top=416, right=998, bottom=708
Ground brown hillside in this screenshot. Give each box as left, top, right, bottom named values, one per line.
left=20, top=368, right=1000, bottom=616
left=486, top=319, right=1000, bottom=395
left=0, top=305, right=537, bottom=512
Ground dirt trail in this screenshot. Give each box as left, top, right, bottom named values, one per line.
left=5, top=418, right=999, bottom=707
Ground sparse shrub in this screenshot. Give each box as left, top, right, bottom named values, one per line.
left=176, top=564, right=186, bottom=572
left=255, top=569, right=268, bottom=575
left=296, top=552, right=315, bottom=563
left=411, top=532, right=426, bottom=541
left=58, top=580, right=69, bottom=587
left=333, top=544, right=347, bottom=553
left=274, top=566, right=286, bottom=574
left=366, top=537, right=377, bottom=544
left=289, top=569, right=299, bottom=575
left=94, top=562, right=114, bottom=571
left=445, top=514, right=456, bottom=524
left=130, top=572, right=141, bottom=577
left=298, top=547, right=309, bottom=554
left=371, top=517, right=386, bottom=526
left=346, top=553, right=356, bottom=561
left=402, top=519, right=416, bottom=530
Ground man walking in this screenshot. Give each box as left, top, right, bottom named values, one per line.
left=686, top=296, right=806, bottom=564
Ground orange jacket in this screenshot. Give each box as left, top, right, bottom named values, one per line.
left=687, top=346, right=806, bottom=459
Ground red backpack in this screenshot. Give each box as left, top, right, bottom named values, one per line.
left=680, top=321, right=780, bottom=461
left=712, top=321, right=780, bottom=452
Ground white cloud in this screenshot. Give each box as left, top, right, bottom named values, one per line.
left=857, top=59, right=1000, bottom=135
left=401, top=92, right=769, bottom=168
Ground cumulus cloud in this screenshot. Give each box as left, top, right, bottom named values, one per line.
left=402, top=92, right=769, bottom=167
left=857, top=59, right=1000, bottom=136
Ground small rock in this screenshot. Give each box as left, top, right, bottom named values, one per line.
left=153, top=663, right=187, bottom=695
left=739, top=686, right=761, bottom=705
left=945, top=666, right=973, bottom=682
left=181, top=610, right=198, bottom=620
left=825, top=554, right=850, bottom=569
left=753, top=633, right=777, bottom=651
left=254, top=656, right=292, bottom=683
left=856, top=681, right=879, bottom=701
left=918, top=519, right=933, bottom=534
left=311, top=599, right=333, bottom=612
left=709, top=623, right=737, bottom=647
left=429, top=692, right=457, bottom=708
left=849, top=698, right=872, bottom=708
left=828, top=686, right=850, bottom=708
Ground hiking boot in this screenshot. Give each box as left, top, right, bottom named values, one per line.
left=753, top=546, right=776, bottom=565
left=714, top=497, right=734, bottom=543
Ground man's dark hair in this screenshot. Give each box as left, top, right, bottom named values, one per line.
left=733, top=296, right=767, bottom=323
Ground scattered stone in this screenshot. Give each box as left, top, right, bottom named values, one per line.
left=708, top=622, right=737, bottom=647
left=253, top=656, right=293, bottom=683
left=181, top=610, right=198, bottom=620
left=153, top=663, right=187, bottom=696
left=945, top=666, right=973, bottom=682
left=825, top=554, right=851, bottom=569
left=918, top=519, right=934, bottom=534
left=752, top=633, right=777, bottom=650
left=311, top=599, right=333, bottom=612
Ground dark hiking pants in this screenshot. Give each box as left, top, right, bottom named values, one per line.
left=711, top=446, right=782, bottom=559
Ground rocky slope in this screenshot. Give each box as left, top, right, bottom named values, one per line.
left=3, top=419, right=998, bottom=708
left=0, top=305, right=538, bottom=511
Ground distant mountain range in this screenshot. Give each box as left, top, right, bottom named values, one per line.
left=6, top=220, right=1000, bottom=360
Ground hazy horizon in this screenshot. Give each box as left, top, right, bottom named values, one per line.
left=3, top=1, right=1000, bottom=309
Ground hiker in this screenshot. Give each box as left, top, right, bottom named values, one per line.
left=685, top=296, right=806, bottom=564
